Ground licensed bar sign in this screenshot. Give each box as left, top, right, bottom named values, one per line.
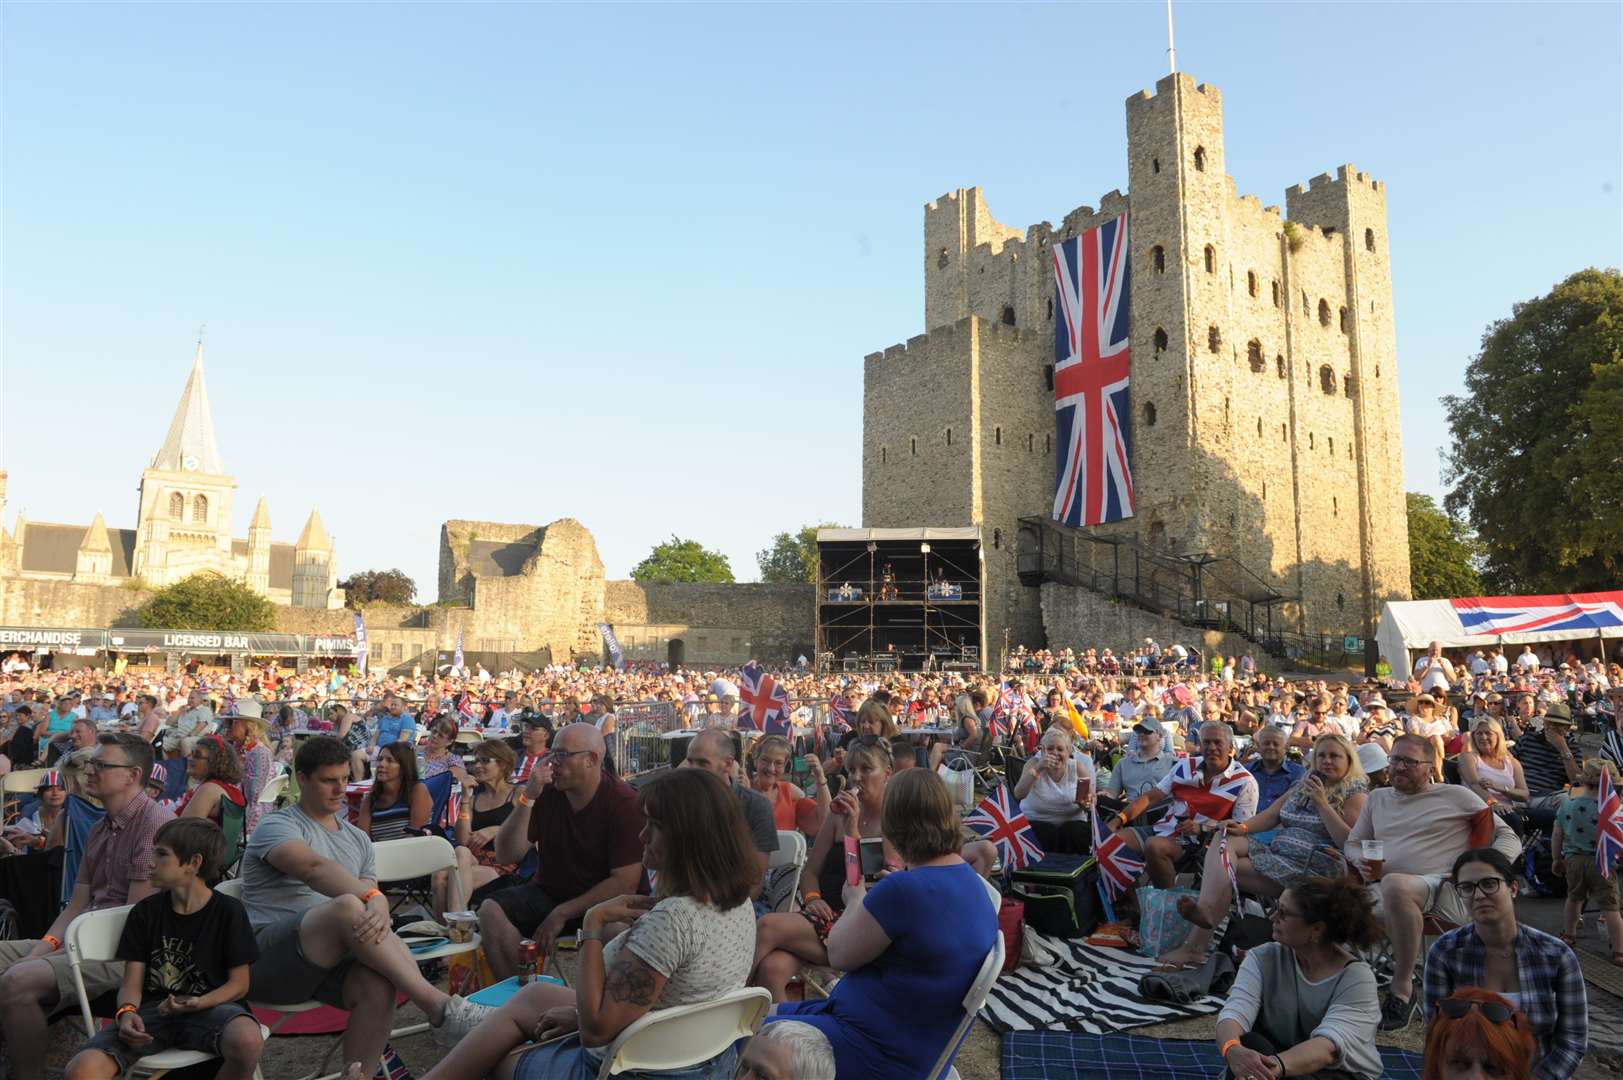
left=0, top=626, right=358, bottom=657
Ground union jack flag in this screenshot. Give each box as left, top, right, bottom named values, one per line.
left=452, top=630, right=465, bottom=675
left=454, top=691, right=478, bottom=723
left=827, top=696, right=853, bottom=735
left=739, top=661, right=791, bottom=735
left=964, top=784, right=1044, bottom=872
left=1599, top=766, right=1623, bottom=880
left=1051, top=213, right=1134, bottom=527
left=1092, top=804, right=1144, bottom=899
left=1453, top=592, right=1623, bottom=636
left=1152, top=756, right=1258, bottom=837
left=990, top=684, right=1035, bottom=746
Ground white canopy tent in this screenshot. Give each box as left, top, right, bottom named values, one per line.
left=1376, top=591, right=1623, bottom=673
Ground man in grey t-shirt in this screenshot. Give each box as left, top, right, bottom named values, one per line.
left=241, top=736, right=480, bottom=1078
left=681, top=729, right=777, bottom=896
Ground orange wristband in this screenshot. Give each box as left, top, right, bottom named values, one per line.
left=1219, top=1038, right=1242, bottom=1059
left=359, top=888, right=382, bottom=904
left=41, top=934, right=61, bottom=951
left=115, top=1004, right=138, bottom=1020
left=515, top=793, right=532, bottom=808
left=802, top=889, right=822, bottom=901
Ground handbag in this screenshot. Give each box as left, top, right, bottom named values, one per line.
left=1137, top=886, right=1199, bottom=958
left=997, top=896, right=1025, bottom=974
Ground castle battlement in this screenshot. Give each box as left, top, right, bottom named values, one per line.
left=1290, top=164, right=1386, bottom=199
left=1126, top=72, right=1221, bottom=105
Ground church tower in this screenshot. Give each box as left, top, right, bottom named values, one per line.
left=292, top=509, right=336, bottom=608
left=132, top=342, right=239, bottom=585
left=246, top=497, right=272, bottom=595
left=74, top=512, right=114, bottom=584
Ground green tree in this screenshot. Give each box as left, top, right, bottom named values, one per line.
left=1443, top=268, right=1623, bottom=592
left=631, top=536, right=734, bottom=584
left=340, top=568, right=418, bottom=607
left=1406, top=492, right=1483, bottom=599
left=756, top=523, right=845, bottom=583
left=136, top=572, right=278, bottom=631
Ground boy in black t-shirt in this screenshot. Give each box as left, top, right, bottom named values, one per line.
left=64, top=818, right=263, bottom=1080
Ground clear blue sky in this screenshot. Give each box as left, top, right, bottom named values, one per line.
left=3, top=2, right=1619, bottom=594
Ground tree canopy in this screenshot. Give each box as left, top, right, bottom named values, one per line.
left=1443, top=268, right=1623, bottom=593
left=340, top=568, right=418, bottom=607
left=1406, top=492, right=1483, bottom=599
left=136, top=572, right=278, bottom=631
left=756, top=523, right=844, bottom=583
left=630, top=536, right=735, bottom=584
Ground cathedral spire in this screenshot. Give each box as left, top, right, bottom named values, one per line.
left=296, top=508, right=332, bottom=552
left=151, top=340, right=226, bottom=475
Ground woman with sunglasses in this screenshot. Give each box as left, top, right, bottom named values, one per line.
left=1422, top=988, right=1535, bottom=1080
left=1422, top=848, right=1587, bottom=1080
left=1214, top=875, right=1384, bottom=1080
left=177, top=735, right=248, bottom=833
left=435, top=739, right=519, bottom=917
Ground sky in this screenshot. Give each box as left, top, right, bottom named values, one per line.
left=3, top=1, right=1619, bottom=595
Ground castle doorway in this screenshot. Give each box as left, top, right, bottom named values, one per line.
left=667, top=639, right=685, bottom=669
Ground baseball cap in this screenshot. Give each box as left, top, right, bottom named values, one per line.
left=1132, top=720, right=1162, bottom=735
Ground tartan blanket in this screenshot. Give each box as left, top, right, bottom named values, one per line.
left=1001, top=1032, right=1424, bottom=1080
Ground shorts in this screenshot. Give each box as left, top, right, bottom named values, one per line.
left=1370, top=871, right=1469, bottom=927
left=1563, top=854, right=1621, bottom=911
left=485, top=881, right=567, bottom=937
left=77, top=1001, right=256, bottom=1071
left=248, top=913, right=357, bottom=1008
left=0, top=940, right=121, bottom=1007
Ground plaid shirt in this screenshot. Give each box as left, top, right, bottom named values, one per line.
left=1424, top=924, right=1587, bottom=1080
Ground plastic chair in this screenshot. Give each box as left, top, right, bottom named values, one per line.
left=257, top=771, right=289, bottom=806
left=596, top=985, right=772, bottom=1078
left=2, top=767, right=49, bottom=826
left=764, top=830, right=807, bottom=914
left=372, top=835, right=481, bottom=1040
left=925, top=877, right=1005, bottom=1080
left=64, top=904, right=271, bottom=1079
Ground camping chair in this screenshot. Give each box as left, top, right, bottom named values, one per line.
left=762, top=829, right=807, bottom=914
left=927, top=877, right=1007, bottom=1080
left=64, top=903, right=271, bottom=1079
left=61, top=793, right=107, bottom=907
left=422, top=771, right=456, bottom=840
left=219, top=794, right=247, bottom=875
left=595, top=986, right=772, bottom=1079
left=157, top=758, right=190, bottom=803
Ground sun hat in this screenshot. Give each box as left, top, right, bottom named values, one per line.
left=1356, top=743, right=1389, bottom=774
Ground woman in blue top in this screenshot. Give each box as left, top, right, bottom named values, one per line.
left=767, top=768, right=998, bottom=1080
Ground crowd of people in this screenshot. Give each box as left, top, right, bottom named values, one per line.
left=0, top=634, right=1616, bottom=1079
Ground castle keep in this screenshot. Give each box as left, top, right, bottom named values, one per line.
left=863, top=73, right=1411, bottom=652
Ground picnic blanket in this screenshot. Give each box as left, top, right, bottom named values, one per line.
left=1001, top=1032, right=1424, bottom=1080
left=980, top=929, right=1222, bottom=1034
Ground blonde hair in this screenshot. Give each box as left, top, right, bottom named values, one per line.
left=1470, top=717, right=1508, bottom=759
left=751, top=734, right=792, bottom=766
left=1298, top=732, right=1367, bottom=809
left=1581, top=758, right=1618, bottom=789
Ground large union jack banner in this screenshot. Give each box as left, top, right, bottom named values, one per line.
left=1452, top=592, right=1623, bottom=636
left=964, top=784, right=1044, bottom=872
left=1051, top=213, right=1134, bottom=527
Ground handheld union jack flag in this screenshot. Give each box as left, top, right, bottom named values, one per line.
left=454, top=691, right=478, bottom=723
left=1599, top=766, right=1623, bottom=880
left=739, top=661, right=791, bottom=735
left=990, top=684, right=1035, bottom=745
left=1051, top=212, right=1134, bottom=527
left=827, top=696, right=853, bottom=735
left=964, top=785, right=1044, bottom=872
left=1092, top=804, right=1144, bottom=900
left=1152, top=756, right=1258, bottom=837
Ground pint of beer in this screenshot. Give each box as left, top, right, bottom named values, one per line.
left=1362, top=840, right=1385, bottom=882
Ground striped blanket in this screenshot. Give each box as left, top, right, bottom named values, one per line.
left=981, top=930, right=1222, bottom=1034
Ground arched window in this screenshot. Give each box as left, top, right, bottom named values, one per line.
left=1320, top=365, right=1336, bottom=395
left=1153, top=327, right=1168, bottom=354
left=1337, top=591, right=1346, bottom=610
left=993, top=528, right=1002, bottom=550
left=937, top=247, right=949, bottom=269
left=945, top=428, right=952, bottom=446
left=881, top=446, right=887, bottom=464
left=1027, top=433, right=1034, bottom=452
left=168, top=492, right=184, bottom=521
left=1318, top=299, right=1331, bottom=327
left=1000, top=305, right=1016, bottom=326
left=1344, top=374, right=1357, bottom=398
left=1247, top=339, right=1264, bottom=372
left=1257, top=416, right=1263, bottom=437
left=1364, top=228, right=1375, bottom=253
left=1143, top=402, right=1158, bottom=427
left=1208, top=325, right=1221, bottom=353
left=192, top=494, right=208, bottom=523
left=1309, top=432, right=1315, bottom=449
left=911, top=437, right=917, bottom=457
left=1333, top=496, right=1339, bottom=517
left=1204, top=245, right=1216, bottom=273
left=1328, top=436, right=1335, bottom=455
left=1339, top=306, right=1350, bottom=333
left=1151, top=246, right=1165, bottom=273
left=1193, top=146, right=1206, bottom=172
left=1148, top=521, right=1167, bottom=547
left=1276, top=354, right=1286, bottom=379
left=1271, top=280, right=1280, bottom=307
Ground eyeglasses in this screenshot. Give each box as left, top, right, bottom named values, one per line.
left=1269, top=906, right=1306, bottom=922
left=1387, top=754, right=1431, bottom=770
left=85, top=759, right=140, bottom=774
left=1437, top=996, right=1520, bottom=1026
left=545, top=748, right=592, bottom=762
left=1453, top=877, right=1508, bottom=898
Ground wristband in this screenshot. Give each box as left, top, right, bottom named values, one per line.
left=359, top=888, right=383, bottom=904
left=515, top=793, right=532, bottom=808
left=41, top=934, right=61, bottom=951
left=116, top=1004, right=139, bottom=1020
left=844, top=835, right=862, bottom=887
left=1274, top=1054, right=1287, bottom=1076
left=1219, top=1038, right=1242, bottom=1059
left=801, top=889, right=821, bottom=901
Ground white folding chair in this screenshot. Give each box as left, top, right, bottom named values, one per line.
left=596, top=985, right=771, bottom=1078
left=765, top=829, right=808, bottom=914
left=256, top=771, right=289, bottom=806
left=64, top=904, right=271, bottom=1079
left=372, top=835, right=480, bottom=1040
left=924, top=878, right=1005, bottom=1080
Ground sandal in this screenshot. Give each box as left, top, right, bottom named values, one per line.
left=1561, top=933, right=1578, bottom=947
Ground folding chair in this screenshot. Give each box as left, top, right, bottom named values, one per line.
left=421, top=771, right=455, bottom=840
left=763, top=830, right=807, bottom=914
left=214, top=878, right=334, bottom=1079
left=595, top=985, right=771, bottom=1079
left=927, top=877, right=1006, bottom=1080
left=61, top=793, right=107, bottom=906
left=372, top=835, right=481, bottom=1040
left=64, top=904, right=271, bottom=1079
left=257, top=771, right=289, bottom=807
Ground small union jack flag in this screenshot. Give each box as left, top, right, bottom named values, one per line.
left=455, top=692, right=479, bottom=723
left=513, top=753, right=544, bottom=783
left=1599, top=766, right=1623, bottom=880
left=1091, top=804, right=1144, bottom=900
left=964, top=785, right=1044, bottom=872
left=739, top=661, right=791, bottom=735
left=827, top=697, right=853, bottom=735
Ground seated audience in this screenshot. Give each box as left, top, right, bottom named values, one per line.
left=435, top=739, right=519, bottom=917
left=0, top=734, right=171, bottom=1080
left=418, top=767, right=758, bottom=1080
left=225, top=702, right=275, bottom=833
left=1404, top=695, right=1452, bottom=781
left=358, top=742, right=431, bottom=842
left=1459, top=717, right=1529, bottom=832
left=1512, top=703, right=1581, bottom=829
left=1013, top=727, right=1093, bottom=854
left=1245, top=726, right=1305, bottom=811
left=331, top=703, right=369, bottom=780
left=1356, top=742, right=1390, bottom=789
left=764, top=768, right=999, bottom=1080
left=1357, top=696, right=1402, bottom=751
left=240, top=735, right=477, bottom=1078
left=63, top=818, right=262, bottom=1080
left=511, top=714, right=550, bottom=783
left=5, top=705, right=37, bottom=771
left=682, top=730, right=778, bottom=899
left=479, top=723, right=645, bottom=978
left=1422, top=987, right=1535, bottom=1080
left=1423, top=848, right=1586, bottom=1080
left=1214, top=876, right=1383, bottom=1080
left=370, top=695, right=417, bottom=751
left=1159, top=733, right=1367, bottom=969
left=178, top=735, right=248, bottom=832
left=419, top=717, right=461, bottom=779
left=749, top=734, right=829, bottom=837
left=737, top=1021, right=837, bottom=1080
left=1553, top=758, right=1623, bottom=964
left=0, top=770, right=65, bottom=855
left=1103, top=719, right=1175, bottom=809
left=1346, top=736, right=1522, bottom=1031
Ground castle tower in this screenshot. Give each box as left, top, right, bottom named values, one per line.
left=292, top=509, right=336, bottom=608
left=74, top=512, right=114, bottom=583
left=133, top=342, right=238, bottom=585
left=246, top=497, right=272, bottom=595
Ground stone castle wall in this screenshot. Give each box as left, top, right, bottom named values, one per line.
left=604, top=581, right=814, bottom=667
left=0, top=577, right=350, bottom=635
left=1040, top=581, right=1263, bottom=673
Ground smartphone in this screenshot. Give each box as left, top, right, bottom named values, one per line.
left=792, top=755, right=811, bottom=773
left=859, top=837, right=885, bottom=881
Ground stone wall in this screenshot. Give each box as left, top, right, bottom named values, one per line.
left=603, top=581, right=814, bottom=667
left=0, top=577, right=349, bottom=635
left=1041, top=581, right=1263, bottom=672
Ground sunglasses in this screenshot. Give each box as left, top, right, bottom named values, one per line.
left=1437, top=996, right=1520, bottom=1026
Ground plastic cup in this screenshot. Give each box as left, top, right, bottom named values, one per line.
left=445, top=911, right=477, bottom=944
left=1362, top=840, right=1385, bottom=881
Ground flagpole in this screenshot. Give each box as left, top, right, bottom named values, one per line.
left=1166, top=0, right=1177, bottom=74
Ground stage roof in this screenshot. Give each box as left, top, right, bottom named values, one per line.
left=817, top=527, right=981, bottom=544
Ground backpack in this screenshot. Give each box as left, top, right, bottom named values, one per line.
left=1523, top=833, right=1567, bottom=897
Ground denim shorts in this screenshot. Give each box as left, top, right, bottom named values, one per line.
left=78, top=1001, right=256, bottom=1071
left=513, top=1033, right=738, bottom=1080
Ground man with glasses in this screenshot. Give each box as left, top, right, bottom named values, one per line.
left=1345, top=734, right=1521, bottom=1031
left=479, top=722, right=645, bottom=979
left=0, top=733, right=171, bottom=1080
left=680, top=729, right=777, bottom=901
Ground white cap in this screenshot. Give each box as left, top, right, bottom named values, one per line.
left=709, top=678, right=738, bottom=701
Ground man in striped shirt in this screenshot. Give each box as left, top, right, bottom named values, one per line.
left=511, top=716, right=549, bottom=783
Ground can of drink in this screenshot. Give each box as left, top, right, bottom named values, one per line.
left=517, top=938, right=539, bottom=985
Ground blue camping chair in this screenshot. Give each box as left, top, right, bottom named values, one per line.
left=158, top=757, right=190, bottom=802
left=60, top=794, right=107, bottom=907
left=423, top=771, right=455, bottom=840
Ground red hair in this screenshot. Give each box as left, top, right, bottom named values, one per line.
left=1422, top=987, right=1534, bottom=1080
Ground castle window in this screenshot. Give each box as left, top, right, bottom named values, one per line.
left=1344, top=374, right=1356, bottom=397
left=1337, top=591, right=1346, bottom=610
left=1271, top=279, right=1280, bottom=307
left=1152, top=246, right=1165, bottom=273
left=1208, top=325, right=1221, bottom=353
left=1333, top=497, right=1339, bottom=517
left=1148, top=521, right=1167, bottom=547
left=1328, top=436, right=1335, bottom=455
left=192, top=494, right=208, bottom=523
left=1044, top=364, right=1054, bottom=390
left=995, top=426, right=1002, bottom=446
left=1000, top=305, right=1016, bottom=326
left=937, top=247, right=949, bottom=269
left=1319, top=365, right=1336, bottom=395
left=1263, top=481, right=1267, bottom=500
left=1247, top=339, right=1264, bottom=372
left=881, top=446, right=887, bottom=464
left=1282, top=423, right=1287, bottom=441
left=1247, top=270, right=1258, bottom=297
left=945, top=428, right=952, bottom=446
left=911, top=437, right=917, bottom=457
left=1193, top=146, right=1206, bottom=172
left=1046, top=298, right=1053, bottom=321
left=1153, top=327, right=1168, bottom=354
left=1027, top=433, right=1035, bottom=452
left=1318, top=299, right=1331, bottom=327
left=1152, top=157, right=1160, bottom=174
left=1310, top=432, right=1315, bottom=449
left=1348, top=443, right=1354, bottom=460
left=168, top=492, right=184, bottom=521
left=1045, top=434, right=1051, bottom=453
left=1204, top=245, right=1216, bottom=273
left=1338, top=306, right=1350, bottom=334
left=1364, top=228, right=1375, bottom=252
left=1257, top=417, right=1263, bottom=437
left=1276, top=354, right=1286, bottom=379
left=993, top=528, right=1002, bottom=550
left=1143, top=402, right=1158, bottom=427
